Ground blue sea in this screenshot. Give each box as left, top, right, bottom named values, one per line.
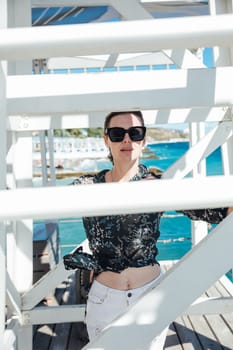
left=34, top=141, right=225, bottom=265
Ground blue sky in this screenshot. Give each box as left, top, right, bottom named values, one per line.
left=203, top=47, right=214, bottom=67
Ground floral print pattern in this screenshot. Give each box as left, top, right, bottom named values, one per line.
left=71, top=165, right=227, bottom=273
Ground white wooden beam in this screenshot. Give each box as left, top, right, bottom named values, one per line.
left=0, top=69, right=7, bottom=189
left=6, top=107, right=227, bottom=131
left=22, top=296, right=233, bottom=325
left=163, top=49, right=206, bottom=68
left=0, top=55, right=7, bottom=350
left=7, top=67, right=233, bottom=115
left=22, top=305, right=85, bottom=325
left=30, top=0, right=207, bottom=7
left=108, top=0, right=206, bottom=69
left=163, top=121, right=233, bottom=179
left=34, top=2, right=208, bottom=70
left=209, top=0, right=233, bottom=67
left=22, top=242, right=89, bottom=310
left=1, top=14, right=233, bottom=60
left=47, top=52, right=174, bottom=69
left=7, top=0, right=32, bottom=75
left=109, top=0, right=151, bottom=20
left=22, top=295, right=233, bottom=326
left=22, top=261, right=72, bottom=310
left=0, top=176, right=233, bottom=221
left=185, top=296, right=233, bottom=315
left=4, top=318, right=19, bottom=350
left=6, top=272, right=21, bottom=319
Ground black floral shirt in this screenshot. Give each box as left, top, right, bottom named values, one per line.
left=72, top=165, right=228, bottom=273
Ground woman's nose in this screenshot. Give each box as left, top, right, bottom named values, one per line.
left=122, top=132, right=131, bottom=142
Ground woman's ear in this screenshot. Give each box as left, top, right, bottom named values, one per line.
left=104, top=134, right=109, bottom=148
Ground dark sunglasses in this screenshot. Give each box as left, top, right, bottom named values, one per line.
left=105, top=126, right=146, bottom=142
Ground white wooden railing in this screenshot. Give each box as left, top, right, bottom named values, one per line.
left=1, top=177, right=233, bottom=220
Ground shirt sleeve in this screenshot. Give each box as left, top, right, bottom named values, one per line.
left=180, top=208, right=228, bottom=224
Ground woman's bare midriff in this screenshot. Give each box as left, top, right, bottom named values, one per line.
left=95, top=264, right=161, bottom=290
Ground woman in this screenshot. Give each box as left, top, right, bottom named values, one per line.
left=64, top=111, right=232, bottom=347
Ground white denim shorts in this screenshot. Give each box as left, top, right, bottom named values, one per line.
left=85, top=271, right=168, bottom=348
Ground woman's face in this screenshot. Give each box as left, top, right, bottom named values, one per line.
left=104, top=113, right=146, bottom=165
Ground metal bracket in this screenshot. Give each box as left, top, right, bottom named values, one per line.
left=21, top=311, right=31, bottom=326
left=33, top=58, right=48, bottom=74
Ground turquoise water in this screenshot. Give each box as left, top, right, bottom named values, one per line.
left=144, top=141, right=223, bottom=176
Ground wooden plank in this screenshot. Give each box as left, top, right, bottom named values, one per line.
left=163, top=262, right=233, bottom=350
left=68, top=322, right=89, bottom=350
left=162, top=261, right=203, bottom=349
left=49, top=276, right=75, bottom=349
left=219, top=276, right=233, bottom=295
left=205, top=314, right=233, bottom=349
left=164, top=322, right=183, bottom=350
left=215, top=279, right=232, bottom=297
left=32, top=273, right=89, bottom=350
left=33, top=280, right=68, bottom=348
left=187, top=315, right=223, bottom=350
left=33, top=324, right=54, bottom=350
left=206, top=284, right=221, bottom=298
left=174, top=316, right=202, bottom=350
left=181, top=274, right=233, bottom=350
left=204, top=279, right=233, bottom=348
left=67, top=272, right=89, bottom=349
left=221, top=313, right=233, bottom=331
left=48, top=322, right=71, bottom=349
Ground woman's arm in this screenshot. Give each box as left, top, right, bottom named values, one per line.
left=180, top=208, right=228, bottom=224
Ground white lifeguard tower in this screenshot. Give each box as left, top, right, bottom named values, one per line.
left=1, top=1, right=233, bottom=349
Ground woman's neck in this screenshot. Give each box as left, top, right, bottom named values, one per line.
left=110, top=163, right=139, bottom=182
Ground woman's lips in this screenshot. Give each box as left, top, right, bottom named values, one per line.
left=121, top=148, right=133, bottom=152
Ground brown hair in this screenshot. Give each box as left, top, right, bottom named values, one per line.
left=104, top=111, right=144, bottom=131
left=104, top=111, right=145, bottom=164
